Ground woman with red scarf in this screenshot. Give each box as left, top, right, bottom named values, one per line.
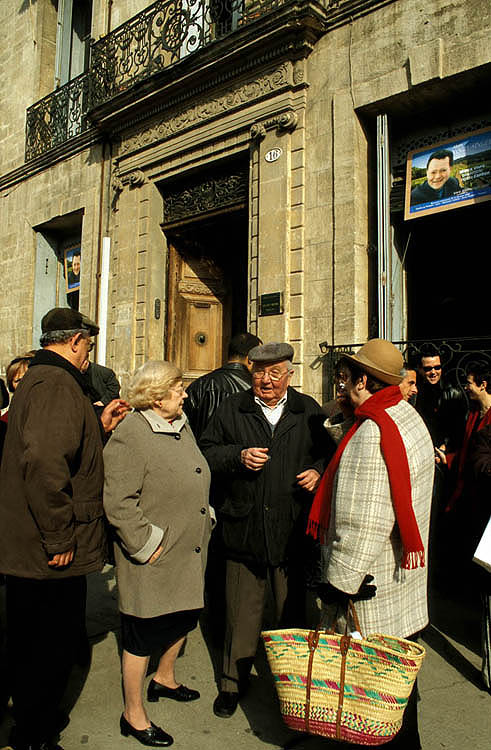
left=308, top=339, right=434, bottom=749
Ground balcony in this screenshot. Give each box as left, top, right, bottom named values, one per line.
left=89, top=0, right=285, bottom=109
left=24, top=0, right=356, bottom=162
left=25, top=72, right=91, bottom=161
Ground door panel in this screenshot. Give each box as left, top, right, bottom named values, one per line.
left=166, top=243, right=230, bottom=383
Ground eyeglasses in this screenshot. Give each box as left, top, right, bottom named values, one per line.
left=422, top=365, right=441, bottom=373
left=79, top=335, right=94, bottom=351
left=252, top=369, right=290, bottom=382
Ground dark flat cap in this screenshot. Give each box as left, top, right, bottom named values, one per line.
left=248, top=342, right=294, bottom=363
left=41, top=307, right=99, bottom=336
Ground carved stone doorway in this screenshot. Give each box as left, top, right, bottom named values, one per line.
left=163, top=210, right=248, bottom=384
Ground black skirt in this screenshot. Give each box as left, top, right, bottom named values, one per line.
left=121, top=608, right=201, bottom=657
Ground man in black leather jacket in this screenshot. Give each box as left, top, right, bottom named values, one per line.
left=184, top=332, right=261, bottom=440
left=416, top=352, right=466, bottom=458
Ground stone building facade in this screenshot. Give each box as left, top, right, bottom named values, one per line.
left=1, top=0, right=490, bottom=401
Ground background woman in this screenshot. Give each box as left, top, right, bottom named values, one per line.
left=103, top=360, right=213, bottom=747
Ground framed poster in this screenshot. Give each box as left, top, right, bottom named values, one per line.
left=404, top=127, right=491, bottom=220
left=64, top=245, right=81, bottom=293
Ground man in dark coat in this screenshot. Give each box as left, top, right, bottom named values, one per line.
left=0, top=307, right=127, bottom=750
left=200, top=342, right=328, bottom=718
left=82, top=359, right=121, bottom=405
left=184, top=332, right=261, bottom=646
left=184, top=332, right=261, bottom=441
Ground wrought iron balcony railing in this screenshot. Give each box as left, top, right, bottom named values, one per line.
left=89, top=0, right=285, bottom=109
left=318, top=336, right=491, bottom=401
left=24, top=0, right=287, bottom=161
left=25, top=72, right=90, bottom=161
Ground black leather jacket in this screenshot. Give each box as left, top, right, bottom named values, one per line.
left=415, top=379, right=466, bottom=451
left=184, top=362, right=251, bottom=440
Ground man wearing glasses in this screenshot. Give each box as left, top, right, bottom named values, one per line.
left=201, top=342, right=329, bottom=718
left=0, top=307, right=128, bottom=750
left=416, top=351, right=466, bottom=465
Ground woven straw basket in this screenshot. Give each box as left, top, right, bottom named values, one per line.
left=262, top=612, right=425, bottom=746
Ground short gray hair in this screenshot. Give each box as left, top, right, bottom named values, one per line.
left=127, top=360, right=182, bottom=409
left=40, top=328, right=88, bottom=347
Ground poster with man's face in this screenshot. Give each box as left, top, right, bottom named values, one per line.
left=64, top=246, right=81, bottom=293
left=405, top=127, right=491, bottom=220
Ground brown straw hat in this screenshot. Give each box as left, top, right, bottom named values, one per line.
left=341, top=338, right=404, bottom=385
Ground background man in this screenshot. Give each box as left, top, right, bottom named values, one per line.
left=0, top=307, right=127, bottom=750
left=184, top=332, right=261, bottom=441
left=309, top=339, right=434, bottom=748
left=201, top=343, right=328, bottom=719
left=400, top=367, right=418, bottom=404
left=416, top=350, right=466, bottom=465
left=411, top=149, right=460, bottom=205
left=81, top=359, right=121, bottom=406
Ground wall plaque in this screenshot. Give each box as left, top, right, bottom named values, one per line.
left=265, top=148, right=282, bottom=163
left=259, top=292, right=284, bottom=316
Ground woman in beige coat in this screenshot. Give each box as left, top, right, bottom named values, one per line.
left=103, top=361, right=213, bottom=747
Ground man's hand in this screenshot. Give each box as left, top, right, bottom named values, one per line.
left=296, top=469, right=321, bottom=492
left=241, top=447, right=269, bottom=471
left=48, top=548, right=75, bottom=568
left=435, top=444, right=447, bottom=465
left=100, top=399, right=131, bottom=433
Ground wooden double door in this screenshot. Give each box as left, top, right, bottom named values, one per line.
left=164, top=212, right=248, bottom=384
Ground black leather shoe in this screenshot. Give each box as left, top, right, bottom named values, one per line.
left=147, top=680, right=200, bottom=703
left=120, top=715, right=173, bottom=747
left=213, top=691, right=239, bottom=718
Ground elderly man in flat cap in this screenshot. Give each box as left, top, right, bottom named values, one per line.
left=201, top=342, right=329, bottom=718
left=0, top=307, right=128, bottom=750
left=308, top=339, right=434, bottom=748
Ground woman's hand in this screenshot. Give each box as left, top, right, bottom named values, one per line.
left=147, top=545, right=163, bottom=564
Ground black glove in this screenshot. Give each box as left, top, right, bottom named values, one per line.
left=318, top=574, right=376, bottom=606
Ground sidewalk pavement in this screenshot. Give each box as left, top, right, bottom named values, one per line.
left=1, top=565, right=489, bottom=750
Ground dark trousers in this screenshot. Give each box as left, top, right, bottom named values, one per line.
left=6, top=575, right=87, bottom=744
left=221, top=560, right=288, bottom=692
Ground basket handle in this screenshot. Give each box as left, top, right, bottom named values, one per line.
left=305, top=614, right=354, bottom=738
left=322, top=599, right=364, bottom=638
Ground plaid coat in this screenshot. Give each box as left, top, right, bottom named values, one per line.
left=321, top=399, right=434, bottom=638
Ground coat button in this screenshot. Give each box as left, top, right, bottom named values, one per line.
left=195, top=467, right=202, bottom=473
left=195, top=546, right=201, bottom=553
left=175, top=434, right=181, bottom=440
left=200, top=507, right=206, bottom=514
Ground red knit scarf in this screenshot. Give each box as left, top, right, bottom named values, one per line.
left=307, top=385, right=425, bottom=570
left=446, top=405, right=491, bottom=510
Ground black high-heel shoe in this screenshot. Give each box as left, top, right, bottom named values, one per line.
left=120, top=714, right=173, bottom=747
left=147, top=679, right=200, bottom=703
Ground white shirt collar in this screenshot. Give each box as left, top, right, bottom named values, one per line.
left=139, top=408, right=187, bottom=434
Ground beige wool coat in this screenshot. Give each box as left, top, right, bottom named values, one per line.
left=322, top=399, right=434, bottom=638
left=103, top=409, right=212, bottom=618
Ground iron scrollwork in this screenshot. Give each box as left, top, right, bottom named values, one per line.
left=319, top=337, right=491, bottom=404
left=90, top=0, right=286, bottom=109
left=162, top=169, right=248, bottom=224
left=25, top=73, right=90, bottom=161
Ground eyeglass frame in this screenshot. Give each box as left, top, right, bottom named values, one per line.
left=252, top=366, right=292, bottom=382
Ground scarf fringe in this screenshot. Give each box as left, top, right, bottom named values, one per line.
left=402, top=550, right=425, bottom=570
